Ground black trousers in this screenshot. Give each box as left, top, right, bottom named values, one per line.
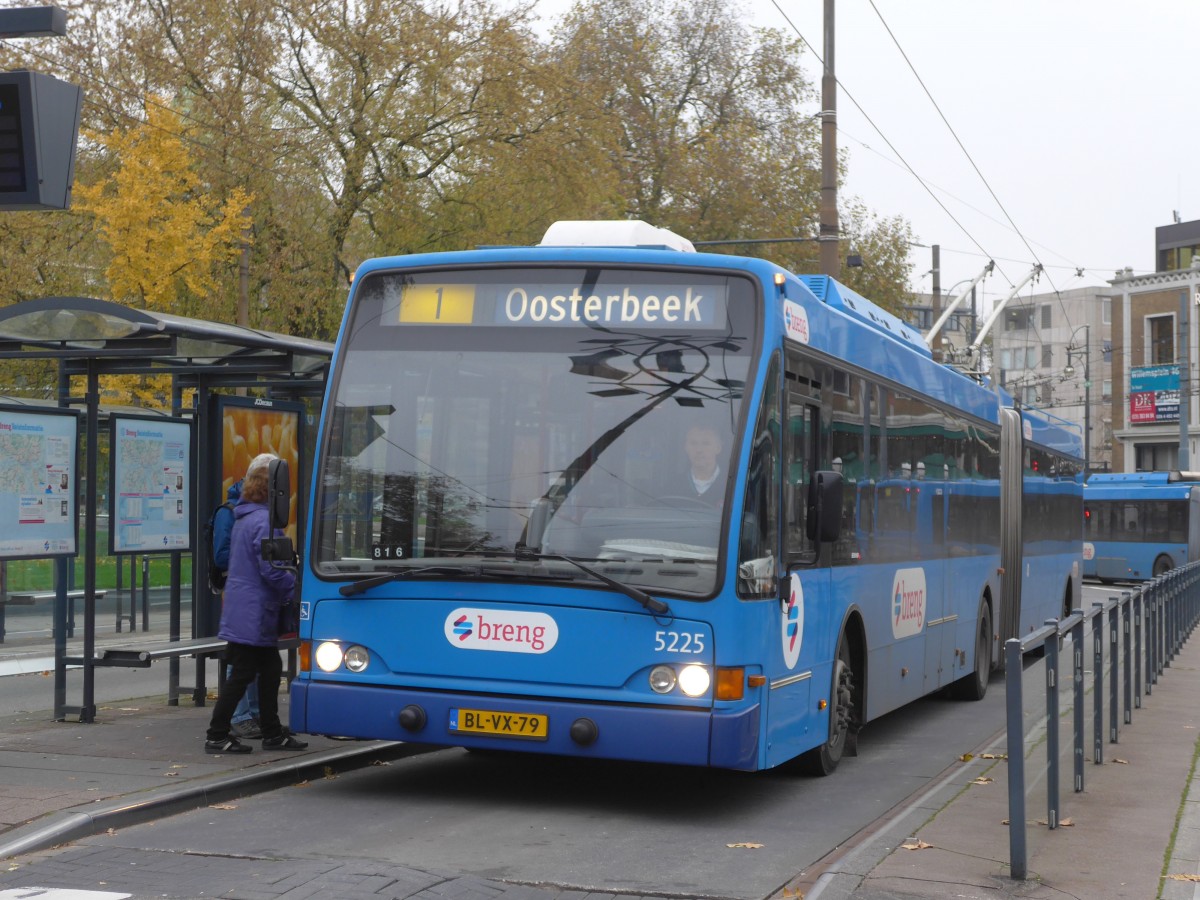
left=206, top=642, right=284, bottom=742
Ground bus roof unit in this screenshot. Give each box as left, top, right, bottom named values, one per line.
left=799, top=274, right=932, bottom=359
left=539, top=220, right=697, bottom=253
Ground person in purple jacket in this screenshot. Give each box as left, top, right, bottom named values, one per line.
left=204, top=453, right=308, bottom=754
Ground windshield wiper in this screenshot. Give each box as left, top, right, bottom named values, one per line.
left=514, top=544, right=670, bottom=615
left=340, top=552, right=669, bottom=616
left=339, top=565, right=480, bottom=596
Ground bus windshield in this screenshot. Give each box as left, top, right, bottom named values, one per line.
left=313, top=265, right=759, bottom=597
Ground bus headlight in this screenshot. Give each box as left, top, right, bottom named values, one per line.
left=314, top=641, right=345, bottom=673
left=344, top=645, right=370, bottom=672
left=649, top=665, right=677, bottom=694
left=678, top=665, right=711, bottom=697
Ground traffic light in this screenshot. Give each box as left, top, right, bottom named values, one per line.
left=0, top=69, right=82, bottom=210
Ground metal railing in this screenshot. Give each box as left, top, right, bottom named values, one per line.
left=1005, top=562, right=1200, bottom=879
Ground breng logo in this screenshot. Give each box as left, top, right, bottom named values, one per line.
left=444, top=608, right=558, bottom=654
left=783, top=300, right=810, bottom=344
left=890, top=568, right=927, bottom=639
left=782, top=573, right=804, bottom=669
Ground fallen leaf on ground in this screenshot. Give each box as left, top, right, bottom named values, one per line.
left=900, top=840, right=933, bottom=851
left=105, top=828, right=116, bottom=836
left=1060, top=818, right=1074, bottom=826
left=1166, top=874, right=1200, bottom=882
left=971, top=776, right=993, bottom=785
left=1113, top=758, right=1129, bottom=764
left=780, top=887, right=804, bottom=898
left=209, top=803, right=237, bottom=810
left=370, top=759, right=391, bottom=766
left=726, top=842, right=764, bottom=849
left=958, top=753, right=974, bottom=762
left=323, top=766, right=338, bottom=779
left=980, top=753, right=1007, bottom=760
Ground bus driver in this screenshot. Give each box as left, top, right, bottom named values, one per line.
left=669, top=423, right=725, bottom=506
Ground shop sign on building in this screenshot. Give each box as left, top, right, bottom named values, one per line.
left=1129, top=365, right=1180, bottom=424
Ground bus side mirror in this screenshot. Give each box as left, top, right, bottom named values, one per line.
left=262, top=458, right=294, bottom=563
left=268, top=459, right=290, bottom=531
left=806, top=470, right=843, bottom=543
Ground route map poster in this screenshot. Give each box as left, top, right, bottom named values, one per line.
left=0, top=406, right=79, bottom=560
left=110, top=416, right=192, bottom=554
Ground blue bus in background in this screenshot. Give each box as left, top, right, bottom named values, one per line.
left=290, top=220, right=1082, bottom=773
left=1083, top=471, right=1200, bottom=581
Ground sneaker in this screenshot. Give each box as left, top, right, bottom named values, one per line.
left=262, top=734, right=309, bottom=751
left=205, top=737, right=253, bottom=754
left=231, top=717, right=263, bottom=739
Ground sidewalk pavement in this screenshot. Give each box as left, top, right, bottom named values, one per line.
left=1, top=627, right=1199, bottom=900
left=800, top=632, right=1200, bottom=900
left=0, top=628, right=421, bottom=862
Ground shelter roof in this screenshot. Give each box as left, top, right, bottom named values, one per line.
left=0, top=297, right=332, bottom=387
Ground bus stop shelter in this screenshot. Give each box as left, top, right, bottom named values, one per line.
left=0, top=297, right=333, bottom=721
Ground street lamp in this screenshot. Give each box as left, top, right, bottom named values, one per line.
left=1062, top=324, right=1091, bottom=476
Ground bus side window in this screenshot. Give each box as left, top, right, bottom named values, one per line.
left=738, top=353, right=781, bottom=598
left=784, top=353, right=821, bottom=562
left=785, top=404, right=815, bottom=550
left=829, top=370, right=864, bottom=564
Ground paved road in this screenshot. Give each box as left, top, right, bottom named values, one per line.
left=1, top=677, right=1011, bottom=900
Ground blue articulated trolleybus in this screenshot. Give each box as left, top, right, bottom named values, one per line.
left=291, top=220, right=1083, bottom=773
left=1083, top=471, right=1200, bottom=582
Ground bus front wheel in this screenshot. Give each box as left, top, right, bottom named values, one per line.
left=1153, top=555, right=1174, bottom=578
left=799, top=634, right=857, bottom=776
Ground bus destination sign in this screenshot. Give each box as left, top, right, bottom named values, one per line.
left=395, top=280, right=728, bottom=329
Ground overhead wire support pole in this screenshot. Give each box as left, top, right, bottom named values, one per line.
left=926, top=260, right=995, bottom=349
left=818, top=0, right=839, bottom=278
left=971, top=264, right=1044, bottom=354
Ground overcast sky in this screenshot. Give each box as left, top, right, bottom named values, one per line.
left=530, top=0, right=1196, bottom=304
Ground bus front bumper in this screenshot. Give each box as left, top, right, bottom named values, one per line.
left=292, top=680, right=761, bottom=770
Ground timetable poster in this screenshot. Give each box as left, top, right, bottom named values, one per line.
left=0, top=407, right=79, bottom=560
left=110, top=416, right=192, bottom=554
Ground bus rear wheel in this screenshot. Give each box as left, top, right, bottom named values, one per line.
left=799, top=635, right=856, bottom=776
left=1153, top=555, right=1174, bottom=578
left=951, top=600, right=992, bottom=701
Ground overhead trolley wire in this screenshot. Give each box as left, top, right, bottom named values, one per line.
left=765, top=0, right=1001, bottom=282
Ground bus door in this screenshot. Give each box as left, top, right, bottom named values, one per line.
left=1189, top=487, right=1200, bottom=563
left=882, top=388, right=951, bottom=694
left=763, top=361, right=832, bottom=768
left=920, top=474, right=950, bottom=691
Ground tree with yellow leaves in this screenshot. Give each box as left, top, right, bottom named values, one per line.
left=74, top=100, right=253, bottom=406
left=75, top=100, right=252, bottom=313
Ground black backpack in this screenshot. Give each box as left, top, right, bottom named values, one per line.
left=204, top=499, right=236, bottom=591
